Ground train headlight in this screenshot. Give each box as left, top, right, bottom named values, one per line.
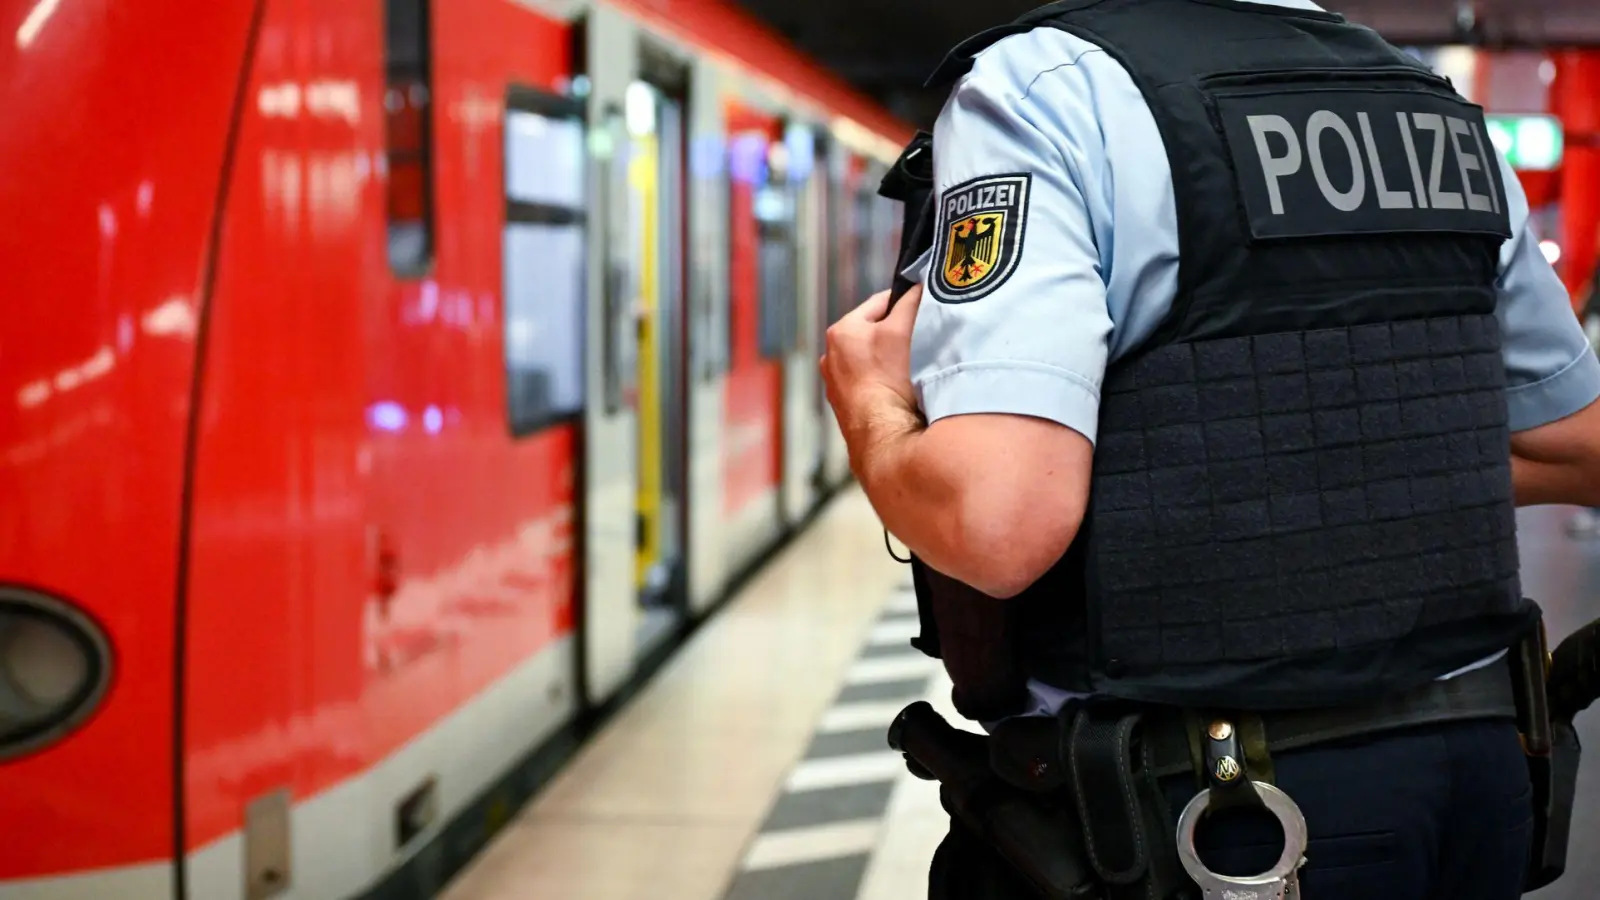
left=0, top=588, right=113, bottom=760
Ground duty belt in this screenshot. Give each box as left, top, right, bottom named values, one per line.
left=987, top=658, right=1516, bottom=793
left=890, top=656, right=1527, bottom=900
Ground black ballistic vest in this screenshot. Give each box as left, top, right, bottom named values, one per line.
left=898, top=0, right=1540, bottom=717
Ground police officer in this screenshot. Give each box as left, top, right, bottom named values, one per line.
left=820, top=0, right=1600, bottom=898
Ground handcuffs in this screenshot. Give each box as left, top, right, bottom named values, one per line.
left=1174, top=718, right=1310, bottom=900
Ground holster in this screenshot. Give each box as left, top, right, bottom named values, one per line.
left=878, top=133, right=1035, bottom=724
left=1525, top=722, right=1581, bottom=893
left=889, top=701, right=1102, bottom=900
left=891, top=700, right=1189, bottom=900
left=1516, top=608, right=1590, bottom=893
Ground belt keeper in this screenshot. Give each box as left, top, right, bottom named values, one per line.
left=1199, top=714, right=1271, bottom=812
left=1204, top=718, right=1246, bottom=789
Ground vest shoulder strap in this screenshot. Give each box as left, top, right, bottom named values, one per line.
left=924, top=0, right=1114, bottom=90
left=877, top=132, right=938, bottom=302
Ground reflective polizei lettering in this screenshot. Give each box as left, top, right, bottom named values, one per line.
left=1245, top=108, right=1503, bottom=217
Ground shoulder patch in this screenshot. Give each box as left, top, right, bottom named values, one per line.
left=930, top=172, right=1031, bottom=303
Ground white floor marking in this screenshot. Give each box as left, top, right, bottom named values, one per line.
left=818, top=701, right=911, bottom=734
left=845, top=655, right=939, bottom=685
left=885, top=591, right=919, bottom=616
left=741, top=819, right=884, bottom=871
left=785, top=751, right=908, bottom=793
left=855, top=670, right=959, bottom=900
left=866, top=617, right=922, bottom=646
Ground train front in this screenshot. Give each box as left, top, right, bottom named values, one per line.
left=0, top=1, right=261, bottom=894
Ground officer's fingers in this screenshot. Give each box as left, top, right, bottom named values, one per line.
left=850, top=289, right=894, bottom=323
left=885, top=283, right=923, bottom=327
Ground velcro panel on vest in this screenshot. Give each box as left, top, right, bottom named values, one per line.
left=1089, top=314, right=1520, bottom=675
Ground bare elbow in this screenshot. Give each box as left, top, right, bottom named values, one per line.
left=1510, top=397, right=1600, bottom=507
left=913, top=413, right=1095, bottom=598
left=949, top=500, right=1084, bottom=600
left=964, top=555, right=1067, bottom=600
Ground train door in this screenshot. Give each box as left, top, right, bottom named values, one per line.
left=684, top=62, right=732, bottom=615
left=809, top=131, right=837, bottom=491
left=628, top=45, right=692, bottom=653
left=780, top=122, right=822, bottom=526
left=723, top=107, right=787, bottom=570
left=578, top=8, right=643, bottom=704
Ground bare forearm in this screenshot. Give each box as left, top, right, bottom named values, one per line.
left=844, top=406, right=972, bottom=581
left=1512, top=454, right=1600, bottom=507
left=845, top=408, right=1092, bottom=599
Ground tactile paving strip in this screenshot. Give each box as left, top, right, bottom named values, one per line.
left=718, top=585, right=936, bottom=900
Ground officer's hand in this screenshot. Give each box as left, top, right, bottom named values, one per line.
left=821, top=284, right=923, bottom=425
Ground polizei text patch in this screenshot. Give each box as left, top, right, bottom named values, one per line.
left=1212, top=80, right=1513, bottom=242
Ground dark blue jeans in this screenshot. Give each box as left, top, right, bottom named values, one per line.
left=928, top=719, right=1534, bottom=900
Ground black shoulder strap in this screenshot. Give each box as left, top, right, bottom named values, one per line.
left=877, top=131, right=936, bottom=304
left=924, top=0, right=1115, bottom=90
left=924, top=24, right=1035, bottom=90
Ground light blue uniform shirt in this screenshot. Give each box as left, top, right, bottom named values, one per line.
left=906, top=0, right=1600, bottom=720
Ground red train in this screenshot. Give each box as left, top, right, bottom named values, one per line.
left=0, top=0, right=908, bottom=896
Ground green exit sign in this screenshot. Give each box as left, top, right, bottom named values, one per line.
left=1485, top=115, right=1563, bottom=171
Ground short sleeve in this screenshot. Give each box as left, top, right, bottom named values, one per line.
left=1492, top=150, right=1600, bottom=431
left=909, top=39, right=1115, bottom=444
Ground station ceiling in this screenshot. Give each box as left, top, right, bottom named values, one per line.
left=730, top=0, right=1600, bottom=127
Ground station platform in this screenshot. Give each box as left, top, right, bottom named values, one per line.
left=439, top=488, right=1600, bottom=900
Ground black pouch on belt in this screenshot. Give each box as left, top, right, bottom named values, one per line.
left=1520, top=606, right=1593, bottom=892
left=1525, top=721, right=1582, bottom=892
left=1058, top=702, right=1189, bottom=900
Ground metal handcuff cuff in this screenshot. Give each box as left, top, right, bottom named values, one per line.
left=1175, top=719, right=1310, bottom=900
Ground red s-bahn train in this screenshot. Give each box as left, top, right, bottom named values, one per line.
left=0, top=0, right=909, bottom=896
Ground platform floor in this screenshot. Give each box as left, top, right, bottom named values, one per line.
left=441, top=488, right=1600, bottom=900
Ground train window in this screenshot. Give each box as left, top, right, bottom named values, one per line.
left=825, top=155, right=852, bottom=327
left=852, top=184, right=877, bottom=313
left=755, top=143, right=797, bottom=360
left=598, top=102, right=639, bottom=415
left=688, top=132, right=730, bottom=383
left=503, top=87, right=589, bottom=436
left=384, top=0, right=434, bottom=275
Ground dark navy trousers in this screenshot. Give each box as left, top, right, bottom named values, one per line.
left=928, top=719, right=1534, bottom=900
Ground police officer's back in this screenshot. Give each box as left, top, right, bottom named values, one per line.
left=818, top=0, right=1600, bottom=897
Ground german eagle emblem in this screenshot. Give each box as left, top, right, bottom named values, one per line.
left=944, top=214, right=1001, bottom=288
